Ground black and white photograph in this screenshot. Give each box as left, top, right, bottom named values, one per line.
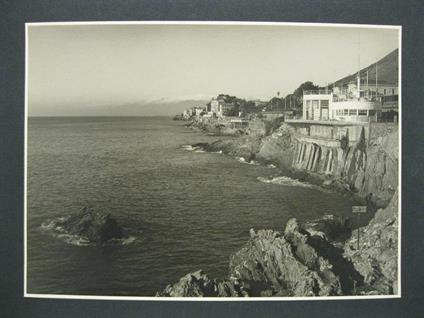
left=25, top=22, right=401, bottom=299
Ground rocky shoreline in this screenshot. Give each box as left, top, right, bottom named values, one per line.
left=156, top=117, right=399, bottom=297
left=158, top=193, right=398, bottom=296
left=189, top=118, right=398, bottom=208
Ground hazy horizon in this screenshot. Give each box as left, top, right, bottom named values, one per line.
left=28, top=23, right=399, bottom=116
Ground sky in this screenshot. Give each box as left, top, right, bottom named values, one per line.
left=27, top=23, right=399, bottom=116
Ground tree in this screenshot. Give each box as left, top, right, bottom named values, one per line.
left=288, top=81, right=321, bottom=110
left=293, top=81, right=320, bottom=98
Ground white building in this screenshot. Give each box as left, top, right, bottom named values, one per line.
left=302, top=89, right=381, bottom=123
left=194, top=107, right=204, bottom=116
left=303, top=89, right=332, bottom=121
left=210, top=98, right=223, bottom=117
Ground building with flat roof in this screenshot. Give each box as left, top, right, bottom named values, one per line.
left=302, top=71, right=398, bottom=123
left=303, top=89, right=381, bottom=123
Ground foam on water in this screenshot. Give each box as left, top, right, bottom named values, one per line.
left=257, top=176, right=330, bottom=192
left=181, top=145, right=198, bottom=151
left=237, top=157, right=259, bottom=165
left=182, top=144, right=206, bottom=153
left=57, top=233, right=91, bottom=246
left=40, top=218, right=138, bottom=246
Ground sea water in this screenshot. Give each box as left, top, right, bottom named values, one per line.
left=27, top=116, right=355, bottom=296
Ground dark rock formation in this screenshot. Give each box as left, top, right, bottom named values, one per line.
left=199, top=137, right=263, bottom=162
left=344, top=189, right=398, bottom=295
left=228, top=219, right=349, bottom=296
left=53, top=206, right=123, bottom=244
left=256, top=124, right=297, bottom=171
left=156, top=270, right=248, bottom=297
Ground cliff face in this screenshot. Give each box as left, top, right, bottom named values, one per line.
left=255, top=123, right=398, bottom=206
left=191, top=119, right=398, bottom=205
left=343, top=189, right=399, bottom=295
left=256, top=123, right=297, bottom=171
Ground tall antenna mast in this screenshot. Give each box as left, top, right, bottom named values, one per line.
left=357, top=32, right=361, bottom=99
left=366, top=69, right=369, bottom=98
left=376, top=62, right=378, bottom=99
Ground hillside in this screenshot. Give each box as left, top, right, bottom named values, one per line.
left=332, top=48, right=399, bottom=86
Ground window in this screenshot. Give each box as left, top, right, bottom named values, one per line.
left=368, top=110, right=376, bottom=116
left=349, top=109, right=357, bottom=116
left=306, top=100, right=311, bottom=107
left=358, top=109, right=367, bottom=116
left=321, top=100, right=329, bottom=108
left=392, top=89, right=395, bottom=95
left=384, top=89, right=386, bottom=95
left=343, top=109, right=349, bottom=116
left=312, top=100, right=319, bottom=109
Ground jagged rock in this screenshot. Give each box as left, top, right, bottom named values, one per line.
left=157, top=214, right=371, bottom=297
left=156, top=270, right=248, bottom=297
left=343, top=189, right=398, bottom=295
left=229, top=219, right=344, bottom=296
left=54, top=206, right=123, bottom=244
left=256, top=124, right=296, bottom=171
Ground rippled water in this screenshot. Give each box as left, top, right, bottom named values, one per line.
left=27, top=116, right=356, bottom=296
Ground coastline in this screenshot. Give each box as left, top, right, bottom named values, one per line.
left=156, top=116, right=399, bottom=297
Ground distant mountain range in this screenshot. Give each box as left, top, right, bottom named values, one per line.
left=29, top=99, right=210, bottom=117
left=332, top=48, right=399, bottom=86
left=109, top=99, right=209, bottom=116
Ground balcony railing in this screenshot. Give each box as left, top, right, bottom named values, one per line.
left=303, top=89, right=332, bottom=95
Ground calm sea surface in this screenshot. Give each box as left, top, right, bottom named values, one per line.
left=27, top=116, right=355, bottom=296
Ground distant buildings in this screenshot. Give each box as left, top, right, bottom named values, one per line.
left=209, top=97, right=236, bottom=117
left=302, top=74, right=398, bottom=123
left=182, top=106, right=205, bottom=119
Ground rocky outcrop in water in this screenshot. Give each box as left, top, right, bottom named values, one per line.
left=50, top=207, right=123, bottom=244
left=343, top=189, right=399, bottom=295
left=194, top=137, right=263, bottom=162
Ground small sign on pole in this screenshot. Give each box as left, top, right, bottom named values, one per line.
left=352, top=206, right=367, bottom=250
left=352, top=206, right=367, bottom=213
